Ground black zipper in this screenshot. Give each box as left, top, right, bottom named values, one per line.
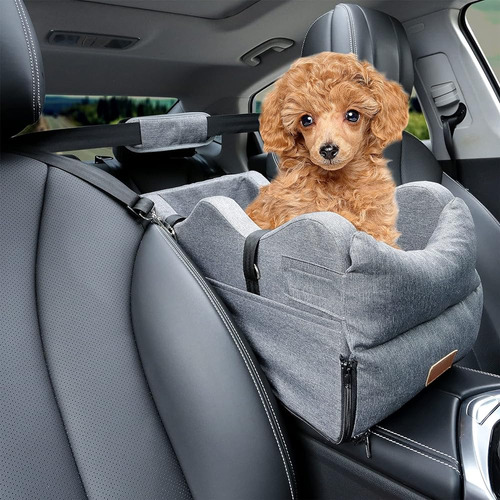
left=339, top=356, right=357, bottom=442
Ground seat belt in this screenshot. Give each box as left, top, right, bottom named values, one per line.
left=440, top=102, right=467, bottom=179
left=11, top=149, right=155, bottom=221
left=8, top=114, right=261, bottom=153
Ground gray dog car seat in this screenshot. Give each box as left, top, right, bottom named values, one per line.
left=146, top=171, right=483, bottom=443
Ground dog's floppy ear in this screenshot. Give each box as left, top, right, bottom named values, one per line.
left=364, top=63, right=409, bottom=150
left=259, top=85, right=297, bottom=157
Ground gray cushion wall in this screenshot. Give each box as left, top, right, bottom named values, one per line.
left=149, top=171, right=483, bottom=440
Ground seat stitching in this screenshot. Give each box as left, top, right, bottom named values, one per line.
left=157, top=226, right=296, bottom=490
left=13, top=0, right=35, bottom=122
left=155, top=227, right=296, bottom=498
left=17, top=0, right=41, bottom=115
left=34, top=167, right=89, bottom=498
left=156, top=227, right=296, bottom=495
left=301, top=11, right=332, bottom=55
left=129, top=229, right=194, bottom=498
left=456, top=365, right=500, bottom=379
left=157, top=224, right=296, bottom=482
left=389, top=16, right=404, bottom=92
left=272, top=152, right=280, bottom=169
left=376, top=426, right=459, bottom=463
left=344, top=5, right=357, bottom=55
left=372, top=432, right=461, bottom=475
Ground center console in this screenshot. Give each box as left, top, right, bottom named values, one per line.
left=285, top=366, right=500, bottom=499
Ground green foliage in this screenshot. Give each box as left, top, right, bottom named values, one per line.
left=406, top=111, right=430, bottom=140
left=65, top=96, right=178, bottom=126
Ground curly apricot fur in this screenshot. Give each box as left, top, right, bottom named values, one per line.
left=246, top=52, right=409, bottom=247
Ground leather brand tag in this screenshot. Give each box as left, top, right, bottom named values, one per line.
left=425, top=350, right=458, bottom=386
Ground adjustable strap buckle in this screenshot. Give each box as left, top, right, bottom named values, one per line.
left=243, top=229, right=270, bottom=294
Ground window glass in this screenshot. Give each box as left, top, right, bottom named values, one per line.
left=465, top=0, right=500, bottom=84
left=252, top=84, right=429, bottom=141
left=21, top=95, right=178, bottom=161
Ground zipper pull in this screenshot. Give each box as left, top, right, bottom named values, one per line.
left=353, top=430, right=372, bottom=459
left=341, top=357, right=352, bottom=387
left=364, top=429, right=372, bottom=459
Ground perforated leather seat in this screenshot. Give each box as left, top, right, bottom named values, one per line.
left=0, top=1, right=295, bottom=498
left=300, top=3, right=500, bottom=374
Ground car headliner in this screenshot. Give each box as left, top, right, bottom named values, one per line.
left=26, top=0, right=470, bottom=111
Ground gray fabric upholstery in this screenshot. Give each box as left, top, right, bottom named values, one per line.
left=148, top=171, right=267, bottom=217
left=126, top=113, right=213, bottom=153
left=301, top=4, right=414, bottom=94
left=150, top=172, right=482, bottom=440
left=0, top=0, right=45, bottom=138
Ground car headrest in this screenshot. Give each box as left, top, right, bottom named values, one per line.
left=1, top=0, right=45, bottom=139
left=301, top=3, right=414, bottom=95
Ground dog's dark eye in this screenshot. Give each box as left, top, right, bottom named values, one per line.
left=300, top=115, right=314, bottom=127
left=345, top=110, right=360, bottom=122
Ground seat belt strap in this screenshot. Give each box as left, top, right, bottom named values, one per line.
left=8, top=114, right=261, bottom=153
left=12, top=149, right=154, bottom=219
left=243, top=229, right=270, bottom=295
left=207, top=114, right=260, bottom=137
left=441, top=102, right=467, bottom=178
left=9, top=123, right=142, bottom=152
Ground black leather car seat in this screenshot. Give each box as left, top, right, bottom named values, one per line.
left=0, top=1, right=296, bottom=498
left=301, top=3, right=500, bottom=374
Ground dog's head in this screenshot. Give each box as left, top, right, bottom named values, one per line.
left=260, top=52, right=409, bottom=171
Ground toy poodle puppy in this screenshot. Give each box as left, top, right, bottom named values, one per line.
left=245, top=52, right=409, bottom=247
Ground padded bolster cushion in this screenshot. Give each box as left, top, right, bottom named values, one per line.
left=147, top=171, right=267, bottom=217
left=149, top=176, right=480, bottom=339
left=147, top=173, right=483, bottom=439
left=346, top=197, right=479, bottom=349
left=126, top=112, right=212, bottom=153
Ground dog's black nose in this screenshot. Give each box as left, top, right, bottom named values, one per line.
left=319, top=143, right=339, bottom=160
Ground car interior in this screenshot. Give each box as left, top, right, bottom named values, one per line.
left=1, top=0, right=500, bottom=498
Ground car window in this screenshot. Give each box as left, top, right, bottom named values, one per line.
left=465, top=0, right=500, bottom=85
left=252, top=84, right=429, bottom=141
left=20, top=95, right=178, bottom=161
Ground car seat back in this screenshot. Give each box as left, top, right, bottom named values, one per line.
left=299, top=3, right=500, bottom=374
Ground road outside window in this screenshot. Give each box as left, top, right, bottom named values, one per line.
left=20, top=95, right=177, bottom=161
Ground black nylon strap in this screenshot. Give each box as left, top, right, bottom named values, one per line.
left=8, top=114, right=260, bottom=153
left=165, top=214, right=186, bottom=227
left=243, top=229, right=269, bottom=295
left=441, top=102, right=467, bottom=176
left=13, top=149, right=154, bottom=217
left=207, top=114, right=260, bottom=137
left=9, top=122, right=142, bottom=152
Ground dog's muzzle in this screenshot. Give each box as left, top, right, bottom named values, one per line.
left=319, top=143, right=339, bottom=160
